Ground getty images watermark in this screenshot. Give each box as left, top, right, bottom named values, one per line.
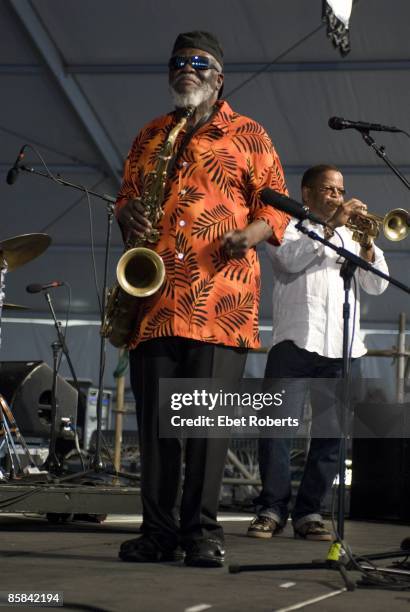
left=159, top=378, right=410, bottom=438
left=169, top=388, right=298, bottom=428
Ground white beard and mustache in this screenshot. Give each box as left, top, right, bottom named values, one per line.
left=170, top=77, right=214, bottom=109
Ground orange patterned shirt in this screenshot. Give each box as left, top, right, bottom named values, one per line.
left=115, top=100, right=288, bottom=350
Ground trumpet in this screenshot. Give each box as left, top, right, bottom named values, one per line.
left=347, top=207, right=409, bottom=245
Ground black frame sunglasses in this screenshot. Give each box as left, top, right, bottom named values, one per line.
left=168, top=55, right=220, bottom=72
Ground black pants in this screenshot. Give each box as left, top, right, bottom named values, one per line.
left=129, top=337, right=247, bottom=547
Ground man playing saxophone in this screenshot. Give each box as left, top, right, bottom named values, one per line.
left=115, top=31, right=289, bottom=567
left=247, top=164, right=389, bottom=541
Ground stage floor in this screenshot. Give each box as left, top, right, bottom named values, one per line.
left=0, top=513, right=409, bottom=612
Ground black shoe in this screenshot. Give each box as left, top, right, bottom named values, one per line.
left=119, top=536, right=184, bottom=563
left=184, top=538, right=225, bottom=568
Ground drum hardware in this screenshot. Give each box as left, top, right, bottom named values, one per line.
left=0, top=394, right=48, bottom=480
left=0, top=232, right=52, bottom=478
left=2, top=303, right=29, bottom=310
left=0, top=233, right=51, bottom=271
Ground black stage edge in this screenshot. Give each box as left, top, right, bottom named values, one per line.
left=0, top=483, right=141, bottom=514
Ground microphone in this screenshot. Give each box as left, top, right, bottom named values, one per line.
left=328, top=116, right=402, bottom=133
left=26, top=281, right=64, bottom=294
left=6, top=145, right=26, bottom=185
left=260, top=188, right=327, bottom=226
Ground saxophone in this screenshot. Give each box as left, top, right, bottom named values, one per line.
left=101, top=106, right=194, bottom=348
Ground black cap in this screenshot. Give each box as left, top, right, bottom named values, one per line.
left=171, top=30, right=224, bottom=68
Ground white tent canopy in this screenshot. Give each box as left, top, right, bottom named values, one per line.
left=1, top=0, right=409, bottom=385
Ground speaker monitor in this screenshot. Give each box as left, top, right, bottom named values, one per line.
left=350, top=403, right=410, bottom=523
left=0, top=361, right=78, bottom=438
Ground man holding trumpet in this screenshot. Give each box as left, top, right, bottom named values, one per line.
left=247, top=164, right=389, bottom=541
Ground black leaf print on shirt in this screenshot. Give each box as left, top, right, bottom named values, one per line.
left=157, top=247, right=175, bottom=299
left=180, top=185, right=205, bottom=206
left=223, top=259, right=253, bottom=284
left=175, top=234, right=200, bottom=287
left=132, top=126, right=162, bottom=160
left=236, top=159, right=257, bottom=207
left=271, top=161, right=287, bottom=192
left=232, top=122, right=272, bottom=155
left=192, top=204, right=236, bottom=242
left=236, top=334, right=251, bottom=348
left=214, top=292, right=254, bottom=335
left=146, top=122, right=177, bottom=167
left=179, top=150, right=198, bottom=179
left=199, top=126, right=224, bottom=143
left=177, top=278, right=213, bottom=329
left=142, top=307, right=174, bottom=338
left=200, top=147, right=238, bottom=199
left=252, top=315, right=260, bottom=344
left=216, top=110, right=240, bottom=129
left=210, top=247, right=228, bottom=272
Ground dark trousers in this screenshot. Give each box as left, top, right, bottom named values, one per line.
left=129, top=337, right=247, bottom=547
left=255, top=340, right=354, bottom=525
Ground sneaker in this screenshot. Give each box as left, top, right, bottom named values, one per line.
left=293, top=521, right=332, bottom=541
left=247, top=516, right=283, bottom=539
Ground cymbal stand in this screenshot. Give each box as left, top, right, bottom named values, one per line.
left=0, top=398, right=22, bottom=478
left=0, top=259, right=18, bottom=477
left=0, top=258, right=7, bottom=349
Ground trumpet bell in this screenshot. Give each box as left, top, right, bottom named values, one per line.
left=383, top=208, right=409, bottom=242
left=116, top=247, right=165, bottom=297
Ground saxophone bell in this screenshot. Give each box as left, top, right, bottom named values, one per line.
left=116, top=246, right=165, bottom=298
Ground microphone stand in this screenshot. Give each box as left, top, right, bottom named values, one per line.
left=17, top=164, right=131, bottom=480
left=229, top=224, right=410, bottom=586
left=93, top=206, right=113, bottom=472
left=292, top=224, right=409, bottom=540
left=359, top=130, right=410, bottom=191
left=42, top=289, right=79, bottom=474
left=358, top=129, right=410, bottom=554
left=19, top=164, right=117, bottom=203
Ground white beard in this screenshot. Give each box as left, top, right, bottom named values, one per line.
left=170, top=80, right=214, bottom=109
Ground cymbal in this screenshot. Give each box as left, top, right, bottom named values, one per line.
left=2, top=303, right=29, bottom=311
left=0, top=233, right=51, bottom=271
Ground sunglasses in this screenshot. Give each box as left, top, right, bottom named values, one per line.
left=168, top=55, right=219, bottom=72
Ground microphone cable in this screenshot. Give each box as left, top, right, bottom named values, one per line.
left=11, top=141, right=105, bottom=320
left=1, top=124, right=107, bottom=175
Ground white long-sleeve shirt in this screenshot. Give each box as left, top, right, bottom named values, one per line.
left=266, top=219, right=389, bottom=358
